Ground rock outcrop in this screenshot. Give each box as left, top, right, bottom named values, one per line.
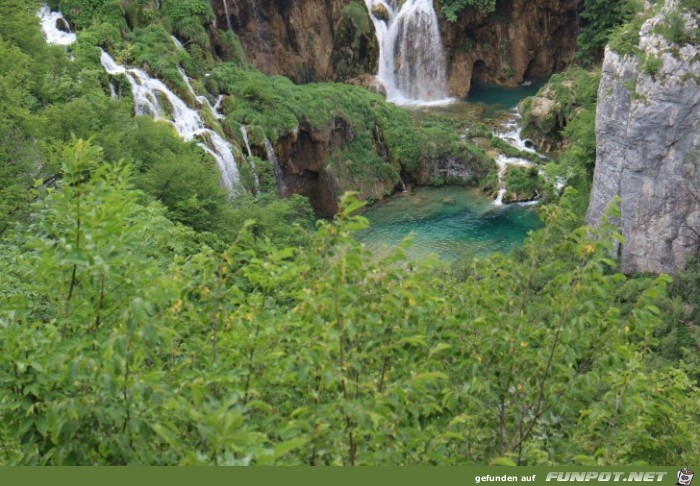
left=213, top=0, right=377, bottom=84
left=587, top=1, right=700, bottom=274
left=441, top=0, right=579, bottom=96
left=518, top=68, right=600, bottom=152
left=270, top=120, right=398, bottom=215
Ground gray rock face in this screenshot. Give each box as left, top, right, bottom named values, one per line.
left=587, top=1, right=700, bottom=274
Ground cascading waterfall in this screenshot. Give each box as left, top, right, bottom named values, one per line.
left=240, top=126, right=261, bottom=193
left=263, top=139, right=287, bottom=196
left=37, top=5, right=76, bottom=46
left=364, top=0, right=450, bottom=105
left=100, top=50, right=240, bottom=191
left=493, top=155, right=534, bottom=206
left=492, top=114, right=548, bottom=206
left=179, top=68, right=225, bottom=120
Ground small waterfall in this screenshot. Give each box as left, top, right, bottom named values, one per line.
left=364, top=0, right=450, bottom=105
left=492, top=113, right=544, bottom=206
left=240, top=126, right=260, bottom=193
left=109, top=82, right=117, bottom=99
left=496, top=116, right=539, bottom=154
left=213, top=95, right=224, bottom=112
left=399, top=177, right=407, bottom=192
left=171, top=35, right=184, bottom=50
left=222, top=0, right=234, bottom=31
left=263, top=139, right=287, bottom=196
left=37, top=5, right=76, bottom=46
left=494, top=155, right=533, bottom=206
left=100, top=50, right=240, bottom=191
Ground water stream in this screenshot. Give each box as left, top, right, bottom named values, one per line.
left=240, top=126, right=261, bottom=193
left=222, top=0, right=234, bottom=31
left=264, top=139, right=287, bottom=196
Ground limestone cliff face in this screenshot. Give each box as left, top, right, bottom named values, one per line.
left=587, top=1, right=700, bottom=274
left=212, top=0, right=377, bottom=83
left=268, top=120, right=398, bottom=215
left=213, top=0, right=578, bottom=90
left=441, top=0, right=580, bottom=97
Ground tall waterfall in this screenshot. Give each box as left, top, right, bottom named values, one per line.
left=100, top=50, right=240, bottom=191
left=364, top=0, right=450, bottom=105
left=222, top=0, right=234, bottom=31
left=37, top=5, right=76, bottom=46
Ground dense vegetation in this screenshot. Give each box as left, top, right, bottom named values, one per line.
left=0, top=0, right=698, bottom=466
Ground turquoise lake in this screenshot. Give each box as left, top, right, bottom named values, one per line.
left=357, top=186, right=542, bottom=262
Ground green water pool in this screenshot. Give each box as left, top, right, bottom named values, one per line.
left=467, top=79, right=548, bottom=117
left=357, top=186, right=542, bottom=262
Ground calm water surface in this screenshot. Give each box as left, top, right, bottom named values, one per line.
left=357, top=187, right=542, bottom=262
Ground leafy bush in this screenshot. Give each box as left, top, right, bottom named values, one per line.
left=577, top=0, right=643, bottom=62
left=441, top=0, right=497, bottom=22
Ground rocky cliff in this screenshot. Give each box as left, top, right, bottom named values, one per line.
left=270, top=119, right=398, bottom=215
left=212, top=0, right=377, bottom=83
left=587, top=0, right=700, bottom=274
left=441, top=0, right=580, bottom=97
left=214, top=0, right=579, bottom=92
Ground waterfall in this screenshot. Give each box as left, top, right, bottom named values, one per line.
left=222, top=0, right=234, bottom=31
left=399, top=177, right=408, bottom=192
left=37, top=5, right=76, bottom=46
left=496, top=116, right=539, bottom=154
left=109, top=82, right=117, bottom=99
left=263, top=139, right=287, bottom=196
left=240, top=126, right=260, bottom=193
left=213, top=95, right=224, bottom=112
left=100, top=50, right=240, bottom=191
left=494, top=154, right=533, bottom=206
left=364, top=0, right=450, bottom=105
left=171, top=35, right=184, bottom=50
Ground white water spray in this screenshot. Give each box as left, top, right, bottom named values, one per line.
left=37, top=5, right=76, bottom=46
left=364, top=0, right=451, bottom=105
left=240, top=126, right=261, bottom=193
left=100, top=50, right=240, bottom=191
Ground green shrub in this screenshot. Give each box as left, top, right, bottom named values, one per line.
left=642, top=53, right=662, bottom=76
left=655, top=7, right=693, bottom=44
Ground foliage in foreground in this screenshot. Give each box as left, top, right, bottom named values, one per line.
left=0, top=141, right=698, bottom=465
